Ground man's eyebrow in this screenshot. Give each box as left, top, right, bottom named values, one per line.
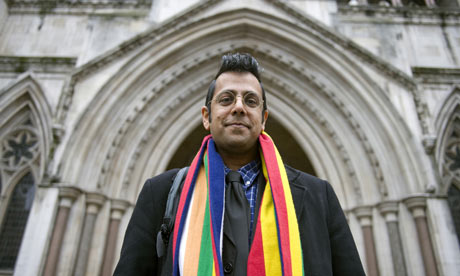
left=219, top=89, right=259, bottom=94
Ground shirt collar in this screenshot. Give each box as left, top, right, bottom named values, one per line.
left=224, top=159, right=261, bottom=187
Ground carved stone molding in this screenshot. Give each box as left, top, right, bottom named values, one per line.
left=58, top=186, right=81, bottom=199
left=52, top=124, right=66, bottom=144
left=422, top=135, right=437, bottom=155
left=6, top=0, right=152, bottom=15
left=338, top=5, right=460, bottom=25
left=0, top=56, right=77, bottom=74
left=412, top=67, right=460, bottom=85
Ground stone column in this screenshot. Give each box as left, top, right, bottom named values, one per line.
left=42, top=186, right=80, bottom=276
left=354, top=206, right=379, bottom=276
left=378, top=201, right=407, bottom=276
left=404, top=196, right=439, bottom=276
left=73, top=193, right=106, bottom=276
left=100, top=199, right=130, bottom=276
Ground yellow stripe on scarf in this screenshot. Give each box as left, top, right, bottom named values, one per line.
left=275, top=148, right=303, bottom=276
left=260, top=157, right=282, bottom=275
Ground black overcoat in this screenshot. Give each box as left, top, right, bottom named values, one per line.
left=114, top=166, right=365, bottom=276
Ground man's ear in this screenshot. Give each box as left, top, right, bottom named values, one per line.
left=202, top=106, right=210, bottom=131
left=261, top=110, right=269, bottom=131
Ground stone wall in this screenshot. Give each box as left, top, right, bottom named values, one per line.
left=0, top=1, right=459, bottom=276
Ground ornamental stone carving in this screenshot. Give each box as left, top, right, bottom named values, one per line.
left=1, top=128, right=39, bottom=171
left=443, top=116, right=460, bottom=183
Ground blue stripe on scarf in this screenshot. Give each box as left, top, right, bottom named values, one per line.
left=207, top=139, right=225, bottom=274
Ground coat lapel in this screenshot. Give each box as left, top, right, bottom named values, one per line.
left=286, top=166, right=307, bottom=220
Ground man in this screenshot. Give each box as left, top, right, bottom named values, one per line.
left=114, top=53, right=365, bottom=276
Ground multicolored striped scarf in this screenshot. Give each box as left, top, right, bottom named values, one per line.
left=172, top=132, right=304, bottom=276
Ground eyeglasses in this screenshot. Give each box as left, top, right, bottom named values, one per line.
left=209, top=91, right=264, bottom=109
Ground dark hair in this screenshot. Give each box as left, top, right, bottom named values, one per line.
left=205, top=53, right=267, bottom=121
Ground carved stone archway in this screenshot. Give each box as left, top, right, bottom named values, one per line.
left=57, top=9, right=428, bottom=208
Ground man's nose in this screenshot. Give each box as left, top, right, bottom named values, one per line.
left=232, top=95, right=246, bottom=113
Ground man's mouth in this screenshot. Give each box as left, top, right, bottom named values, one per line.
left=226, top=122, right=249, bottom=128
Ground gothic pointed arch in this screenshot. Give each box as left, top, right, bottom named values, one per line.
left=57, top=7, right=429, bottom=213
left=0, top=72, right=52, bottom=272
left=0, top=73, right=53, bottom=187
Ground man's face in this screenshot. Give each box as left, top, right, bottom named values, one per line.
left=202, top=72, right=268, bottom=155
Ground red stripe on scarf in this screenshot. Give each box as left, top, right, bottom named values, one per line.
left=247, top=213, right=266, bottom=275
left=259, top=133, right=293, bottom=276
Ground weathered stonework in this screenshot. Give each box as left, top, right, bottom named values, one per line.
left=0, top=0, right=460, bottom=275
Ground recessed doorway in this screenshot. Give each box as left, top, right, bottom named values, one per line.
left=166, top=117, right=316, bottom=176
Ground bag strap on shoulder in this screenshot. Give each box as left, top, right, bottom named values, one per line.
left=156, top=166, right=188, bottom=257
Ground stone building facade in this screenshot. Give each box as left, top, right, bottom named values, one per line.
left=0, top=0, right=459, bottom=275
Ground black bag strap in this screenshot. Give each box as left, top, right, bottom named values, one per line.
left=156, top=167, right=188, bottom=257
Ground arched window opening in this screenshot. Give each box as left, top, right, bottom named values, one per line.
left=447, top=184, right=460, bottom=248
left=0, top=172, right=36, bottom=270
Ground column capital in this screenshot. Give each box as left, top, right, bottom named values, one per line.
left=404, top=195, right=428, bottom=218
left=403, top=195, right=427, bottom=210
left=353, top=205, right=373, bottom=218
left=85, top=192, right=106, bottom=214
left=378, top=200, right=400, bottom=222
left=59, top=186, right=81, bottom=200
left=353, top=205, right=373, bottom=227
left=378, top=200, right=399, bottom=214
left=111, top=199, right=130, bottom=212
left=86, top=192, right=106, bottom=206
